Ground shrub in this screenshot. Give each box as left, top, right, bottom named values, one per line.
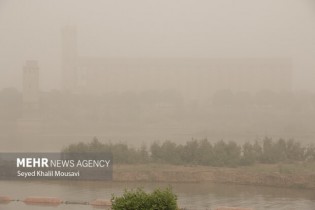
left=111, top=188, right=178, bottom=210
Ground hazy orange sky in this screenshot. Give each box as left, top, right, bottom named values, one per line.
left=0, top=0, right=314, bottom=91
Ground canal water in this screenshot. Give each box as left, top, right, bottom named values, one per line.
left=1, top=181, right=315, bottom=210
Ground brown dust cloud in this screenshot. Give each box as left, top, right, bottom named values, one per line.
left=0, top=0, right=315, bottom=152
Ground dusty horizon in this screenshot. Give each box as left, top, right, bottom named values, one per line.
left=0, top=0, right=314, bottom=92
left=1, top=0, right=315, bottom=152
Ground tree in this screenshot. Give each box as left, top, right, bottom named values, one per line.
left=197, top=139, right=213, bottom=165
left=181, top=139, right=199, bottom=164
left=286, top=139, right=304, bottom=161
left=150, top=142, right=162, bottom=162
left=212, top=140, right=228, bottom=166
left=261, top=137, right=276, bottom=163
left=241, top=142, right=256, bottom=165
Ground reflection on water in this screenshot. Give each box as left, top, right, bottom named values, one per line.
left=1, top=181, right=315, bottom=210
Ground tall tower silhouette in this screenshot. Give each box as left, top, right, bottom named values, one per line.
left=61, top=25, right=78, bottom=92
left=18, top=60, right=41, bottom=133
left=23, top=60, right=39, bottom=116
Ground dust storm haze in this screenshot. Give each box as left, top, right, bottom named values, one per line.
left=0, top=0, right=315, bottom=151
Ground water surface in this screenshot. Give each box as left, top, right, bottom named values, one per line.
left=1, top=181, right=315, bottom=210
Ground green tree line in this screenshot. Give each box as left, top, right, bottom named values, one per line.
left=62, top=137, right=315, bottom=167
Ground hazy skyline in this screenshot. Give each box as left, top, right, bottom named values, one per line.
left=0, top=0, right=314, bottom=91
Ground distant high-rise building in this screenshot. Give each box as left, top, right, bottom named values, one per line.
left=23, top=60, right=39, bottom=113
left=61, top=26, right=293, bottom=99
left=18, top=60, right=41, bottom=133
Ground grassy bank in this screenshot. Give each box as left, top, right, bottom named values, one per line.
left=113, top=163, right=315, bottom=189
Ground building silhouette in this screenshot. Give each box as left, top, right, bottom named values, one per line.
left=18, top=60, right=41, bottom=133
left=23, top=60, right=39, bottom=114
left=61, top=26, right=292, bottom=100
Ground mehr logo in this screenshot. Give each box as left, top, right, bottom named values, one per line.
left=17, top=158, right=49, bottom=168
left=0, top=153, right=113, bottom=181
